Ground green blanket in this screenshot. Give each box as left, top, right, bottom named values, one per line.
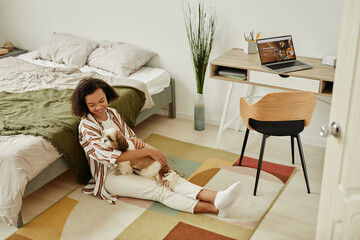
left=0, top=86, right=145, bottom=184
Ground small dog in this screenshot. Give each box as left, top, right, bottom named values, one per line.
left=101, top=128, right=180, bottom=190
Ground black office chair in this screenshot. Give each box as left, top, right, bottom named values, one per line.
left=238, top=91, right=316, bottom=196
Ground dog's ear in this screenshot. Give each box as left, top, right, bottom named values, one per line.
left=116, top=133, right=129, bottom=152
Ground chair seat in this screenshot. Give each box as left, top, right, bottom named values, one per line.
left=249, top=119, right=305, bottom=136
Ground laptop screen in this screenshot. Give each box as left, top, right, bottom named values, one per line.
left=257, top=35, right=296, bottom=65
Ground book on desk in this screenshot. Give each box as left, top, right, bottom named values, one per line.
left=218, top=67, right=247, bottom=81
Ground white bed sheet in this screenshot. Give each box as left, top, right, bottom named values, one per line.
left=0, top=135, right=61, bottom=226
left=18, top=52, right=171, bottom=95
left=0, top=52, right=170, bottom=226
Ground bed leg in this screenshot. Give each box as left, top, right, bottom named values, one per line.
left=17, top=211, right=23, bottom=228
left=169, top=78, right=176, bottom=119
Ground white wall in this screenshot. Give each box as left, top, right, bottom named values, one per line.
left=0, top=0, right=343, bottom=147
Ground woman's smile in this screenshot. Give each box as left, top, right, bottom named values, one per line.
left=85, top=88, right=109, bottom=121
left=95, top=108, right=105, bottom=114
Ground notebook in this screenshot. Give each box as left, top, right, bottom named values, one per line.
left=218, top=67, right=247, bottom=80
left=256, top=35, right=312, bottom=74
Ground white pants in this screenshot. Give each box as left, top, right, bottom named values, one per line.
left=105, top=170, right=203, bottom=213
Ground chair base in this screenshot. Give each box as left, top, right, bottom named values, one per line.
left=239, top=128, right=310, bottom=196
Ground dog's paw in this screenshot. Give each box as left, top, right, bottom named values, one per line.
left=115, top=169, right=121, bottom=176
left=120, top=166, right=133, bottom=175
left=116, top=161, right=133, bottom=175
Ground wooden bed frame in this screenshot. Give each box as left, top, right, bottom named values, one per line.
left=17, top=79, right=176, bottom=227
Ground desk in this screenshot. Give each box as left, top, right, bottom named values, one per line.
left=210, top=48, right=335, bottom=147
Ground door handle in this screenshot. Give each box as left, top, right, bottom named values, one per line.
left=320, top=122, right=341, bottom=137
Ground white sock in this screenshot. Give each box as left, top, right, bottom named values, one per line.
left=217, top=202, right=234, bottom=218
left=214, top=181, right=243, bottom=210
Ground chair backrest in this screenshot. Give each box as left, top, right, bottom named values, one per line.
left=240, top=91, right=316, bottom=130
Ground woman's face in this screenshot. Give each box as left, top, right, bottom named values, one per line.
left=85, top=88, right=108, bottom=121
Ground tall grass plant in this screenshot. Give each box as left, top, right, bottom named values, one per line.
left=184, top=2, right=217, bottom=94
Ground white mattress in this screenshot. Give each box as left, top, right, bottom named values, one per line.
left=18, top=52, right=171, bottom=95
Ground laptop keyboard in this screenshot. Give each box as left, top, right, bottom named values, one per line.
left=268, top=61, right=305, bottom=70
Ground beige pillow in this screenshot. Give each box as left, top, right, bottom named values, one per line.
left=87, top=41, right=156, bottom=77
left=36, top=33, right=98, bottom=68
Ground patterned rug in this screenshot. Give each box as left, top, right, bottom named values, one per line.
left=7, top=134, right=295, bottom=240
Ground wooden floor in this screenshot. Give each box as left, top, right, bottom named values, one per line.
left=0, top=114, right=325, bottom=239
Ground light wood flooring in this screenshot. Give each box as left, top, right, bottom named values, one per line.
left=0, top=114, right=325, bottom=239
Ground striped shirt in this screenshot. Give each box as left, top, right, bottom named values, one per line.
left=79, top=107, right=136, bottom=203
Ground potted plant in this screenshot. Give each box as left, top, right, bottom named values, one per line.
left=184, top=2, right=217, bottom=131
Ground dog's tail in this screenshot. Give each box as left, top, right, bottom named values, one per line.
left=157, top=167, right=181, bottom=190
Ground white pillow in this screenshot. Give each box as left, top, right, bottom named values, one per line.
left=87, top=41, right=156, bottom=77
left=35, top=33, right=98, bottom=68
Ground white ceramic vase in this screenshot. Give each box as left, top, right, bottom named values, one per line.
left=194, top=93, right=205, bottom=131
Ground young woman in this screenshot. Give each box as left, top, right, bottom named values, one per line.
left=70, top=77, right=242, bottom=217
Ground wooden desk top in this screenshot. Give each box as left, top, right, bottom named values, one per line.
left=211, top=48, right=335, bottom=82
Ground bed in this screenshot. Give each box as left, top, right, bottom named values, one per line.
left=0, top=33, right=176, bottom=227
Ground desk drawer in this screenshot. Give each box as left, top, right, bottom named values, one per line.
left=249, top=70, right=320, bottom=93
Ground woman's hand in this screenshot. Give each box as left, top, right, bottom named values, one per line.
left=117, top=145, right=168, bottom=167
left=147, top=148, right=168, bottom=167
left=131, top=138, right=145, bottom=149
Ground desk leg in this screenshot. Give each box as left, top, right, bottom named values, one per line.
left=216, top=82, right=234, bottom=148
left=237, top=85, right=255, bottom=131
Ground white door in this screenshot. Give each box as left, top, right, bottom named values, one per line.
left=316, top=0, right=360, bottom=239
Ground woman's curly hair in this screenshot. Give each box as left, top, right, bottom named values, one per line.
left=70, top=77, right=119, bottom=117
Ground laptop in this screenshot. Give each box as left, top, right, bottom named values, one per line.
left=256, top=35, right=312, bottom=74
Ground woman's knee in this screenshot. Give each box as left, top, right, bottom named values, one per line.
left=150, top=185, right=176, bottom=203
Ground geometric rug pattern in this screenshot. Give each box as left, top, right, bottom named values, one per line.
left=7, top=134, right=295, bottom=240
